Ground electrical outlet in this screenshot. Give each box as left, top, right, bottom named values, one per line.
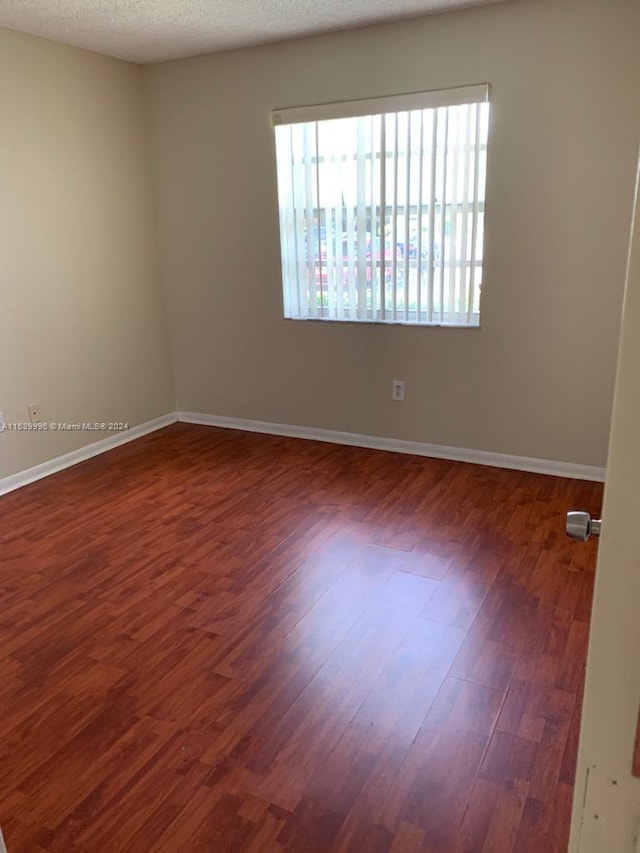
left=392, top=380, right=405, bottom=402
left=27, top=403, right=40, bottom=423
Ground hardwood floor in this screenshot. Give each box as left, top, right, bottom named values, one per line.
left=0, top=424, right=602, bottom=852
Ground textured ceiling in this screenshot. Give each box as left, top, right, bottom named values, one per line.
left=0, top=0, right=512, bottom=64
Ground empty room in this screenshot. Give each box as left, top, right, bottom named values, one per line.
left=1, top=0, right=640, bottom=850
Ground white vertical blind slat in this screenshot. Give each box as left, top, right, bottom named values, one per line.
left=291, top=125, right=308, bottom=320
left=439, top=109, right=449, bottom=325
left=416, top=110, right=425, bottom=324
left=314, top=123, right=324, bottom=317
left=369, top=117, right=379, bottom=321
left=275, top=126, right=294, bottom=318
left=326, top=131, right=336, bottom=319
left=345, top=121, right=357, bottom=319
left=379, top=117, right=386, bottom=322
left=468, top=103, right=483, bottom=325
left=302, top=123, right=315, bottom=318
left=356, top=117, right=367, bottom=319
left=427, top=111, right=438, bottom=325
left=404, top=113, right=411, bottom=323
left=447, top=109, right=461, bottom=326
left=391, top=114, right=399, bottom=322
left=331, top=126, right=345, bottom=319
left=458, top=105, right=472, bottom=323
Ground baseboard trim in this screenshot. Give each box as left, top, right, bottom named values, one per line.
left=177, top=411, right=606, bottom=483
left=0, top=410, right=606, bottom=495
left=0, top=413, right=178, bottom=496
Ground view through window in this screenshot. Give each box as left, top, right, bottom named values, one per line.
left=273, top=85, right=490, bottom=326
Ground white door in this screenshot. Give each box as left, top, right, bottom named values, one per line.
left=569, top=150, right=640, bottom=852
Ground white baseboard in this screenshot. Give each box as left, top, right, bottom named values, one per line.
left=0, top=413, right=177, bottom=496
left=0, top=409, right=606, bottom=496
left=177, top=411, right=606, bottom=482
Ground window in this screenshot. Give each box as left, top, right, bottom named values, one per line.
left=273, top=84, right=490, bottom=327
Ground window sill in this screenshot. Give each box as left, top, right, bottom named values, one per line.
left=283, top=316, right=481, bottom=329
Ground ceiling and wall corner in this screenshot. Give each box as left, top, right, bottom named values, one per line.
left=0, top=0, right=513, bottom=63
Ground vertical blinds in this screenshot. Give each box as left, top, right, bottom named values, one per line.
left=273, top=84, right=490, bottom=326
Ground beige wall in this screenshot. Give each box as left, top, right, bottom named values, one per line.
left=144, top=0, right=640, bottom=467
left=1, top=0, right=637, bottom=482
left=0, top=30, right=174, bottom=480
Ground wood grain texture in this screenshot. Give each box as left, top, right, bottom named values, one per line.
left=0, top=423, right=602, bottom=852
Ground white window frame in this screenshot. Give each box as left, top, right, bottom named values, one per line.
left=272, top=84, right=490, bottom=327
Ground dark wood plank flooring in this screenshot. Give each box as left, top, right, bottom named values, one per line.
left=0, top=424, right=602, bottom=852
